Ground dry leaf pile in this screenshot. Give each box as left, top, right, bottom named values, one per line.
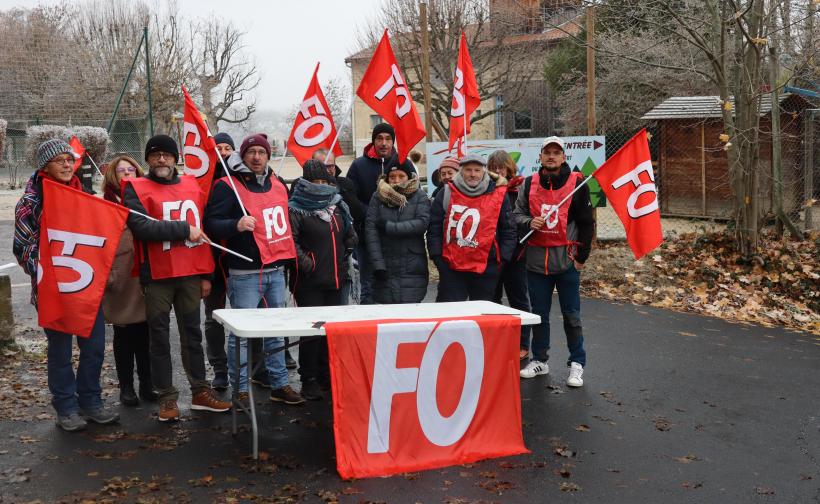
left=584, top=231, right=819, bottom=333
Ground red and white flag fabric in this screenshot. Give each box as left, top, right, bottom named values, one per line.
left=592, top=128, right=663, bottom=259
left=326, top=315, right=529, bottom=479
left=287, top=63, right=343, bottom=167
left=356, top=29, right=426, bottom=163
left=37, top=179, right=130, bottom=337
left=181, top=86, right=219, bottom=205
left=448, top=32, right=480, bottom=157
left=68, top=136, right=85, bottom=172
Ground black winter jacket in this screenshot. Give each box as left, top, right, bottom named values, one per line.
left=204, top=159, right=291, bottom=272
left=123, top=170, right=200, bottom=284
left=290, top=165, right=365, bottom=236
left=347, top=143, right=416, bottom=208
left=427, top=180, right=517, bottom=267
left=289, top=205, right=358, bottom=292
left=365, top=187, right=431, bottom=304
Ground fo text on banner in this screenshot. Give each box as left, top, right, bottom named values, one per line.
left=326, top=316, right=529, bottom=479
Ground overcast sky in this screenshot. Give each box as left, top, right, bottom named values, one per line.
left=0, top=0, right=383, bottom=113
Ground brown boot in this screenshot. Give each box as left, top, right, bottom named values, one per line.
left=270, top=385, right=305, bottom=405
left=158, top=400, right=180, bottom=422
left=191, top=389, right=231, bottom=413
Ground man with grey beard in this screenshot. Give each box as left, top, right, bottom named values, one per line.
left=123, top=134, right=231, bottom=422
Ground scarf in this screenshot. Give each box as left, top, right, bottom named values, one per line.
left=375, top=175, right=420, bottom=208
left=452, top=170, right=491, bottom=197
left=289, top=178, right=352, bottom=229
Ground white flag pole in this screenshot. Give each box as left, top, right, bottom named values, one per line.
left=0, top=262, right=17, bottom=272
left=326, top=96, right=356, bottom=157
left=126, top=208, right=253, bottom=263
left=519, top=174, right=594, bottom=245
left=212, top=147, right=249, bottom=217
left=83, top=156, right=105, bottom=179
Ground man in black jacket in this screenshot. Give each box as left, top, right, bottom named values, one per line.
left=123, top=134, right=230, bottom=422
left=203, top=131, right=234, bottom=390
left=427, top=154, right=516, bottom=301
left=513, top=136, right=594, bottom=388
left=204, top=133, right=304, bottom=405
left=346, top=123, right=415, bottom=304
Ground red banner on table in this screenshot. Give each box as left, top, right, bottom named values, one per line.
left=38, top=178, right=130, bottom=336
left=326, top=315, right=528, bottom=479
left=287, top=62, right=343, bottom=167
left=592, top=128, right=663, bottom=259
left=355, top=29, right=426, bottom=163
left=181, top=86, right=219, bottom=205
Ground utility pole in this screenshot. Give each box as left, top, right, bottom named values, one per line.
left=144, top=26, right=154, bottom=136
left=586, top=4, right=597, bottom=240
left=420, top=1, right=434, bottom=142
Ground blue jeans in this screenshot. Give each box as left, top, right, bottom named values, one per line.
left=45, top=307, right=106, bottom=416
left=527, top=267, right=586, bottom=367
left=227, top=270, right=288, bottom=392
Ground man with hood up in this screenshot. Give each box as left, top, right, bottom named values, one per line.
left=346, top=123, right=415, bottom=304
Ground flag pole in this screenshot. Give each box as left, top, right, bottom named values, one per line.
left=462, top=114, right=468, bottom=156
left=213, top=148, right=249, bottom=217
left=126, top=208, right=253, bottom=263
left=274, top=140, right=289, bottom=178
left=83, top=155, right=105, bottom=179
left=519, top=174, right=595, bottom=245
left=326, top=96, right=355, bottom=157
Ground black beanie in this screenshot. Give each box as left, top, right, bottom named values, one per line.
left=371, top=123, right=395, bottom=143
left=144, top=134, right=179, bottom=163
left=383, top=159, right=415, bottom=179
left=302, top=159, right=335, bottom=184
left=213, top=132, right=235, bottom=150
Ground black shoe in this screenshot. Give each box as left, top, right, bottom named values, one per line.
left=300, top=380, right=324, bottom=401
left=120, top=386, right=139, bottom=407
left=251, top=374, right=271, bottom=389
left=139, top=387, right=159, bottom=403
left=212, top=371, right=229, bottom=391
left=285, top=352, right=297, bottom=370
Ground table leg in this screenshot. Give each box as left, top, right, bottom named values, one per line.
left=247, top=347, right=259, bottom=459
left=231, top=335, right=240, bottom=436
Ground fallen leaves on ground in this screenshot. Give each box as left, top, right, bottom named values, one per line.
left=559, top=481, right=581, bottom=492
left=583, top=232, right=820, bottom=333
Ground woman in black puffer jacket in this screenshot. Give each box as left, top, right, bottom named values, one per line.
left=365, top=161, right=431, bottom=304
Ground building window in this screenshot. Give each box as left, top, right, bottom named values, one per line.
left=369, top=114, right=383, bottom=129
left=513, top=110, right=533, bottom=132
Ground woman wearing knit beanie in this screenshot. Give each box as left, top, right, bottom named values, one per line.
left=364, top=159, right=431, bottom=304
left=13, top=139, right=120, bottom=431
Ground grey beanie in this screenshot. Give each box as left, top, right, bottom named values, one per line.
left=37, top=139, right=75, bottom=171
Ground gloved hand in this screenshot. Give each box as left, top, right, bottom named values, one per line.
left=374, top=269, right=388, bottom=281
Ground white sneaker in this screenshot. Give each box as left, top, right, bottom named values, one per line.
left=566, top=362, right=584, bottom=387
left=520, top=360, right=549, bottom=379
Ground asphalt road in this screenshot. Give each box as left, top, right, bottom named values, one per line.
left=0, top=219, right=818, bottom=503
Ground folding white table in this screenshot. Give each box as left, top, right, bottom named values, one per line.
left=213, top=301, right=540, bottom=459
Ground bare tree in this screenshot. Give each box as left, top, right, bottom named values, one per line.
left=188, top=18, right=259, bottom=131
left=544, top=0, right=819, bottom=256
left=356, top=0, right=552, bottom=138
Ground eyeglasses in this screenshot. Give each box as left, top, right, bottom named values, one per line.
left=115, top=166, right=137, bottom=174
left=147, top=151, right=174, bottom=160
left=49, top=156, right=74, bottom=165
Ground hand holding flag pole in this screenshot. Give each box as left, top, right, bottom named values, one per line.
left=126, top=207, right=253, bottom=263
left=518, top=176, right=593, bottom=245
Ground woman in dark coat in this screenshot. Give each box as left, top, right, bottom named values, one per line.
left=365, top=162, right=431, bottom=304
left=487, top=149, right=532, bottom=359
left=288, top=160, right=357, bottom=400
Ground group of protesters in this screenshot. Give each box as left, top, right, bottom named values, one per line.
left=13, top=123, right=594, bottom=432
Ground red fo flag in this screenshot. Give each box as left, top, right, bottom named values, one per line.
left=287, top=63, right=343, bottom=167
left=37, top=179, right=129, bottom=337
left=448, top=33, right=480, bottom=157
left=68, top=136, right=85, bottom=172
left=182, top=86, right=219, bottom=205
left=356, top=30, right=426, bottom=163
left=327, top=316, right=529, bottom=479
left=592, top=128, right=663, bottom=259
